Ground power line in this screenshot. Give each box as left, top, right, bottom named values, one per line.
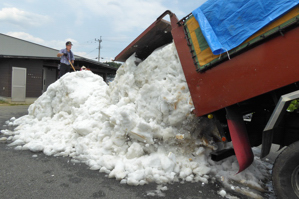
left=103, top=40, right=130, bottom=43
left=83, top=39, right=96, bottom=43
left=84, top=48, right=98, bottom=55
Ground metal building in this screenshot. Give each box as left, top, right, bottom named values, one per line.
left=0, top=33, right=117, bottom=103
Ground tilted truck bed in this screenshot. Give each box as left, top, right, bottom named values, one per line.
left=115, top=7, right=299, bottom=118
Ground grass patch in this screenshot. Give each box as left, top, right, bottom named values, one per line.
left=0, top=100, right=30, bottom=106
left=9, top=103, right=30, bottom=106
left=0, top=100, right=8, bottom=105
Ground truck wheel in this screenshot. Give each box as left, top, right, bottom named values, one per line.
left=272, top=141, right=299, bottom=199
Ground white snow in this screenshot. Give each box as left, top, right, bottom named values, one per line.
left=1, top=43, right=271, bottom=198
left=218, top=189, right=226, bottom=197
left=146, top=184, right=168, bottom=197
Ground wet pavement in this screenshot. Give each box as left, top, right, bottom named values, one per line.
left=0, top=105, right=226, bottom=199
left=0, top=105, right=29, bottom=128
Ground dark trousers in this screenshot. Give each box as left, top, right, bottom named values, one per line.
left=59, top=63, right=71, bottom=78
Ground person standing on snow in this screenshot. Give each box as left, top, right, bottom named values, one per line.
left=57, top=41, right=75, bottom=78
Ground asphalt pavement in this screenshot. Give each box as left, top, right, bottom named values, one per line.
left=0, top=105, right=226, bottom=199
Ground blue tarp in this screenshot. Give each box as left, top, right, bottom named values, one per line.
left=192, top=0, right=299, bottom=55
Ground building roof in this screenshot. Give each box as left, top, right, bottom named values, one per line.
left=0, top=33, right=117, bottom=70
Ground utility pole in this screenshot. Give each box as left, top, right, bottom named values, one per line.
left=95, top=37, right=102, bottom=62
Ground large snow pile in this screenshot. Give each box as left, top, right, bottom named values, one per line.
left=1, top=43, right=270, bottom=197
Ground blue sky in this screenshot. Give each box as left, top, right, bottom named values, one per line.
left=0, top=0, right=206, bottom=62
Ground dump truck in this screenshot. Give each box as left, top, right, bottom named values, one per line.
left=115, top=1, right=299, bottom=198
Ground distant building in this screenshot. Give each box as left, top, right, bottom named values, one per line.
left=0, top=33, right=117, bottom=103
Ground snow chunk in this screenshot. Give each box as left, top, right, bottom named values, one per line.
left=218, top=189, right=226, bottom=197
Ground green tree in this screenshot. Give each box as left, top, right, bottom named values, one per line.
left=105, top=62, right=121, bottom=68
left=287, top=99, right=299, bottom=112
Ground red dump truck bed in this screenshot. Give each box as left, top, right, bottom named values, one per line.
left=115, top=8, right=299, bottom=118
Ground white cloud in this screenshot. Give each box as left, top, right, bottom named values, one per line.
left=6, top=32, right=74, bottom=50
left=75, top=51, right=97, bottom=59
left=67, top=0, right=168, bottom=32
left=0, top=7, right=50, bottom=27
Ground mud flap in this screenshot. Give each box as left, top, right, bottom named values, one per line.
left=226, top=106, right=254, bottom=173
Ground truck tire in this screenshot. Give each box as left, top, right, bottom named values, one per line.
left=272, top=140, right=299, bottom=199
